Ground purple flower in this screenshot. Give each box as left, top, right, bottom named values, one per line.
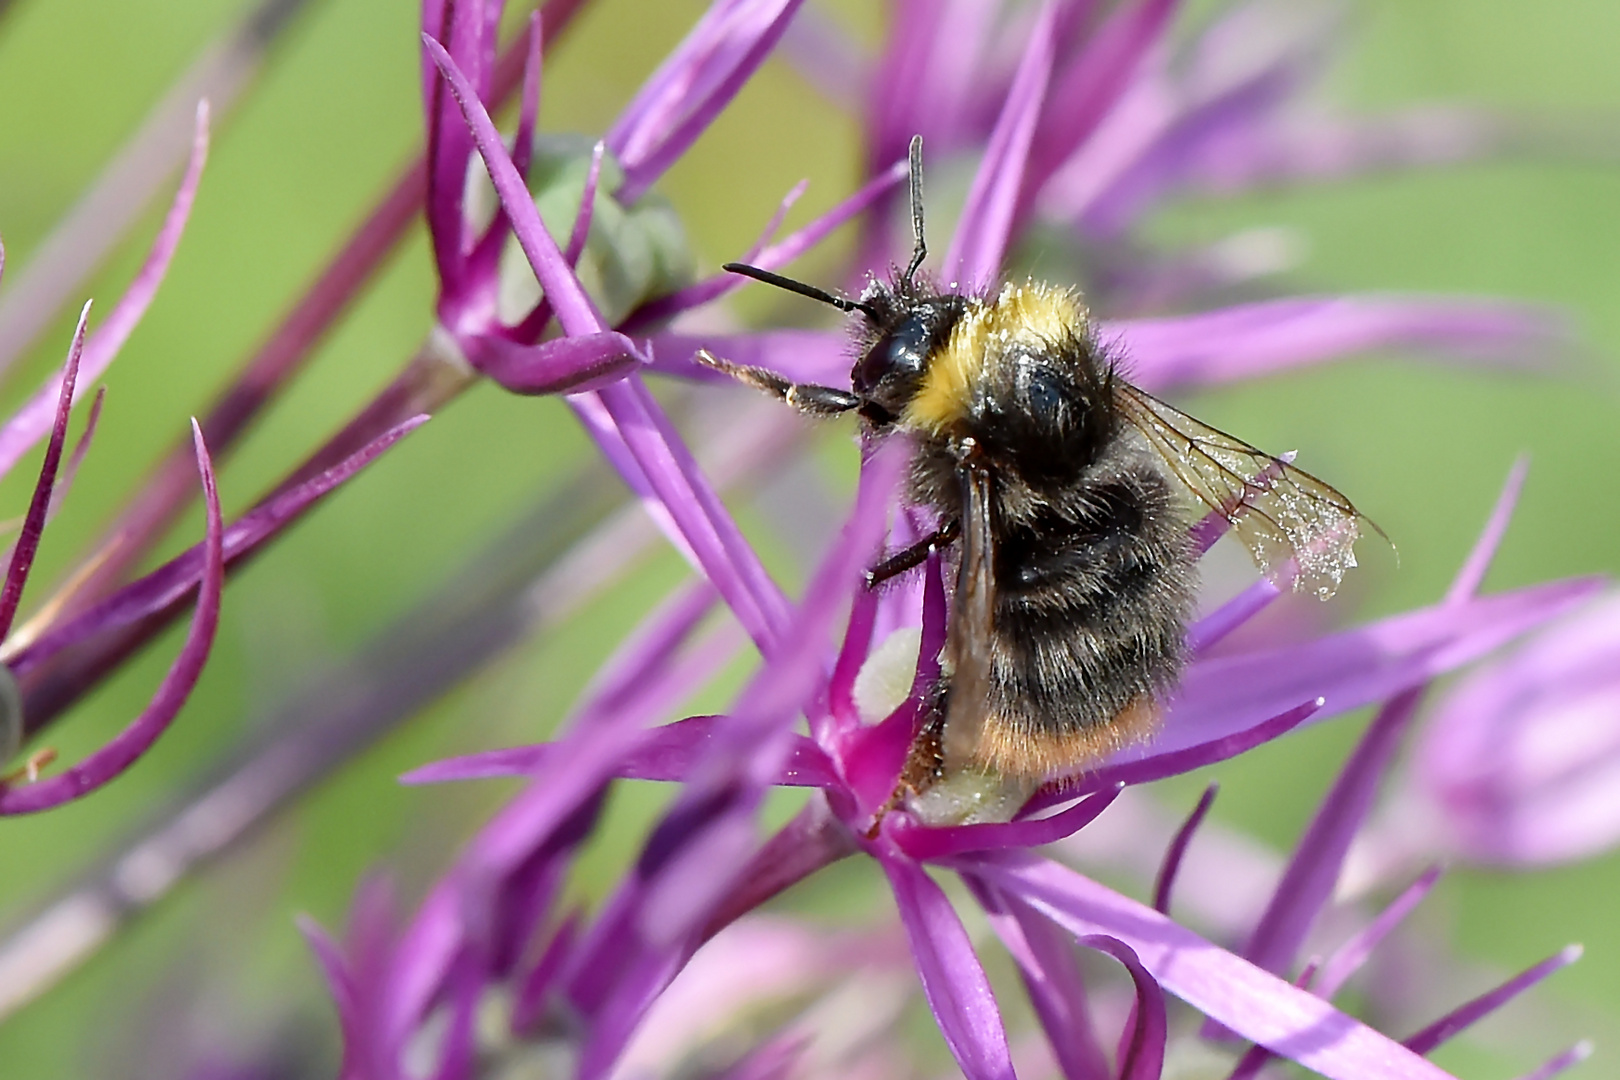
left=292, top=2, right=1605, bottom=1079
left=1354, top=586, right=1620, bottom=872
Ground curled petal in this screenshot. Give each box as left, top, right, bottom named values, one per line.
left=1078, top=934, right=1167, bottom=1080
left=0, top=103, right=209, bottom=483
left=0, top=422, right=224, bottom=814
left=463, top=330, right=645, bottom=395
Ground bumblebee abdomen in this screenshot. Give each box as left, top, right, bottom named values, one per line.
left=968, top=463, right=1196, bottom=779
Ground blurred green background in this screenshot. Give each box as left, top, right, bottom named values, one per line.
left=0, top=0, right=1616, bottom=1075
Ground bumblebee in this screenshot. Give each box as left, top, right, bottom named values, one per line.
left=699, top=138, right=1368, bottom=791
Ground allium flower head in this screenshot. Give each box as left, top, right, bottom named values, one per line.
left=284, top=3, right=1606, bottom=1079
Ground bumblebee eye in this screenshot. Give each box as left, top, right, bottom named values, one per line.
left=855, top=315, right=931, bottom=397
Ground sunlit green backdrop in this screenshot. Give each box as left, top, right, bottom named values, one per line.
left=0, top=0, right=1616, bottom=1075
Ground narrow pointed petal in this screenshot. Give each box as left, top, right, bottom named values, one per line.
left=627, top=159, right=906, bottom=331
left=943, top=0, right=1057, bottom=288
left=1315, top=865, right=1443, bottom=1000
left=1402, top=946, right=1583, bottom=1056
left=1020, top=699, right=1319, bottom=815
left=880, top=852, right=1015, bottom=1080
left=0, top=422, right=224, bottom=814
left=891, top=785, right=1122, bottom=860
left=608, top=0, right=808, bottom=205
left=972, top=852, right=1458, bottom=1080
left=1514, top=1041, right=1593, bottom=1080
left=1239, top=687, right=1424, bottom=978
left=1153, top=783, right=1218, bottom=915
left=0, top=104, right=209, bottom=483
left=1446, top=457, right=1528, bottom=604
left=0, top=303, right=87, bottom=641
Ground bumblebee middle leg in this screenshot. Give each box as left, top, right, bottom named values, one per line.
left=865, top=519, right=960, bottom=588
left=694, top=349, right=861, bottom=417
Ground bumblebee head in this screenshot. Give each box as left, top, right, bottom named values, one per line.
left=850, top=287, right=968, bottom=423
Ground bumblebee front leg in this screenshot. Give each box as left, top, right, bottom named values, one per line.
left=693, top=349, right=861, bottom=417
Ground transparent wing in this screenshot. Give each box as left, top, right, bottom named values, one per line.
left=940, top=461, right=997, bottom=768
left=1114, top=381, right=1373, bottom=599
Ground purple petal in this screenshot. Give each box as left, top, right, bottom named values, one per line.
left=890, top=785, right=1122, bottom=860
left=1025, top=0, right=1180, bottom=210
left=969, top=879, right=1111, bottom=1080
left=1446, top=456, right=1527, bottom=604
left=1079, top=935, right=1167, bottom=1080
left=0, top=422, right=223, bottom=814
left=1102, top=296, right=1568, bottom=393
left=0, top=103, right=209, bottom=484
left=400, top=716, right=839, bottom=788
left=0, top=303, right=87, bottom=641
left=1514, top=1041, right=1594, bottom=1080
left=1402, top=946, right=1582, bottom=1056
left=1020, top=699, right=1319, bottom=814
left=462, top=330, right=645, bottom=395
left=879, top=852, right=1015, bottom=1080
left=1128, top=579, right=1600, bottom=763
left=943, top=0, right=1057, bottom=289
left=1314, top=865, right=1442, bottom=1000
left=1186, top=577, right=1282, bottom=655
left=607, top=0, right=807, bottom=205
left=1152, top=782, right=1218, bottom=915
left=568, top=381, right=792, bottom=652
left=713, top=1036, right=807, bottom=1080
left=1238, top=687, right=1425, bottom=979
left=1406, top=945, right=1581, bottom=1055
left=9, top=417, right=427, bottom=677
left=297, top=917, right=361, bottom=1068
left=972, top=851, right=1459, bottom=1080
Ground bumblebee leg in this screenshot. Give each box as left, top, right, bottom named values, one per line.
left=865, top=519, right=960, bottom=588
left=693, top=349, right=861, bottom=417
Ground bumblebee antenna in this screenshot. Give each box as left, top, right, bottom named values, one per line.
left=722, top=262, right=879, bottom=320
left=902, top=135, right=927, bottom=285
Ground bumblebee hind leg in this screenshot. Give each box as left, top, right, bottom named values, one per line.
left=693, top=349, right=861, bottom=417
